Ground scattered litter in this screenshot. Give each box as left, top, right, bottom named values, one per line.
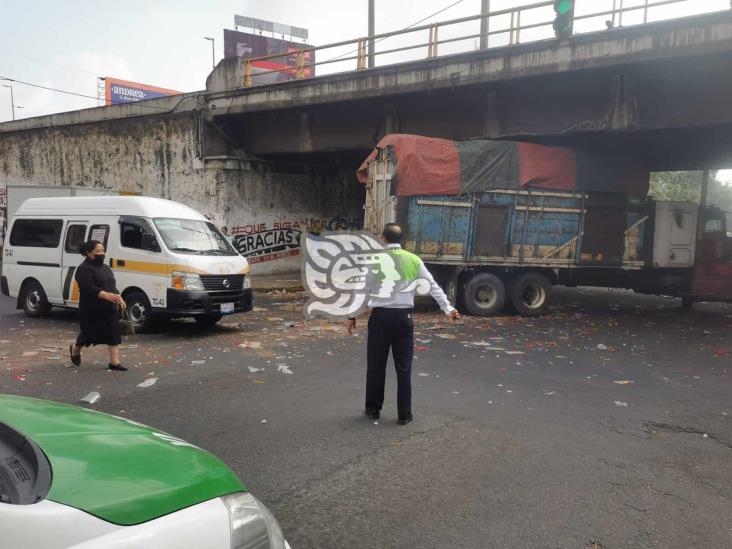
left=21, top=351, right=38, bottom=357
left=415, top=346, right=429, bottom=351
left=596, top=344, right=609, bottom=351
left=504, top=351, right=525, bottom=355
left=436, top=333, right=456, bottom=340
left=702, top=433, right=709, bottom=438
left=238, top=341, right=262, bottom=350
left=137, top=377, right=158, bottom=388
left=191, top=360, right=206, bottom=365
left=261, top=419, right=267, bottom=424
left=614, top=401, right=629, bottom=407
left=543, top=391, right=556, bottom=396
left=40, top=347, right=61, bottom=353
left=417, top=373, right=430, bottom=377
left=81, top=391, right=101, bottom=404
left=277, top=364, right=293, bottom=375
left=248, top=366, right=263, bottom=373
left=373, top=421, right=379, bottom=425
left=452, top=391, right=460, bottom=395
left=613, top=380, right=634, bottom=385
left=47, top=355, right=63, bottom=361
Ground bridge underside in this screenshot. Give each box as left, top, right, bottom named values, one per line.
left=209, top=42, right=732, bottom=172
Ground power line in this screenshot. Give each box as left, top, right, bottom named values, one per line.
left=323, top=0, right=466, bottom=64
left=0, top=50, right=99, bottom=76
left=0, top=75, right=173, bottom=111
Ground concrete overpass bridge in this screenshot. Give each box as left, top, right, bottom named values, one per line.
left=2, top=3, right=732, bottom=273
left=203, top=8, right=732, bottom=171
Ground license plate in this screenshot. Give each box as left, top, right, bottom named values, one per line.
left=220, top=303, right=235, bottom=314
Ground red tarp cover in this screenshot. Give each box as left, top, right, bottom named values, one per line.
left=356, top=134, right=460, bottom=196
left=516, top=142, right=577, bottom=191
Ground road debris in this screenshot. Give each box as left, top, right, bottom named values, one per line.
left=238, top=341, right=262, bottom=350
left=137, top=377, right=158, bottom=388
left=248, top=366, right=263, bottom=373
left=80, top=391, right=101, bottom=404
left=614, top=401, right=629, bottom=407
left=277, top=364, right=293, bottom=374
left=613, top=380, right=635, bottom=385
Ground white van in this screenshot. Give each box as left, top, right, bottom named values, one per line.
left=0, top=196, right=252, bottom=331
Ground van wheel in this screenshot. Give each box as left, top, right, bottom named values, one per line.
left=22, top=281, right=51, bottom=318
left=510, top=273, right=551, bottom=317
left=124, top=291, right=155, bottom=333
left=463, top=273, right=506, bottom=317
left=195, top=313, right=223, bottom=330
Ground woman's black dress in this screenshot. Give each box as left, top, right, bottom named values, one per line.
left=75, top=259, right=122, bottom=347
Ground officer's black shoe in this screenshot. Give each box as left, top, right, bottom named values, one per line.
left=397, top=414, right=413, bottom=425
left=365, top=408, right=380, bottom=420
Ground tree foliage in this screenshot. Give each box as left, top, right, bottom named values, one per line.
left=649, top=171, right=732, bottom=211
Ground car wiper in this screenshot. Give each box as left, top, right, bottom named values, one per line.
left=171, top=247, right=202, bottom=254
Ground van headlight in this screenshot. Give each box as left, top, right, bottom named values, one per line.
left=171, top=271, right=205, bottom=291
left=223, top=492, right=286, bottom=549
left=243, top=276, right=251, bottom=290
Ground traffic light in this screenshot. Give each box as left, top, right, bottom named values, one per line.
left=553, top=0, right=574, bottom=40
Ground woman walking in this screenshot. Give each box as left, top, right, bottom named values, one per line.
left=69, top=240, right=128, bottom=371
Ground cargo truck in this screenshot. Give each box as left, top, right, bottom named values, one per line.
left=358, top=135, right=732, bottom=316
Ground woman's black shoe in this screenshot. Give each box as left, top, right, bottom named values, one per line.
left=108, top=363, right=128, bottom=371
left=69, top=345, right=81, bottom=366
left=397, top=414, right=413, bottom=425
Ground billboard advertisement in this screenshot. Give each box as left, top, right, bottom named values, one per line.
left=104, top=78, right=180, bottom=106
left=223, top=29, right=314, bottom=85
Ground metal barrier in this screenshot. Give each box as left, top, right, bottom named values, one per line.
left=242, top=0, right=730, bottom=87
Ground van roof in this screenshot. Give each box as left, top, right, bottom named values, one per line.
left=13, top=196, right=208, bottom=220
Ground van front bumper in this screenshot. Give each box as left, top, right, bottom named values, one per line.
left=1, top=276, right=9, bottom=297
left=164, top=288, right=253, bottom=317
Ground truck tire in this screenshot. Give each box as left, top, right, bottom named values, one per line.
left=124, top=290, right=155, bottom=333
left=195, top=313, right=223, bottom=330
left=463, top=273, right=506, bottom=317
left=510, top=273, right=551, bottom=317
left=22, top=281, right=51, bottom=318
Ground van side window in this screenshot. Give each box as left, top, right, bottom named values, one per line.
left=120, top=218, right=159, bottom=252
left=10, top=219, right=63, bottom=248
left=64, top=225, right=88, bottom=253
left=89, top=225, right=110, bottom=248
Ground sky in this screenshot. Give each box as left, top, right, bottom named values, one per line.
left=1, top=0, right=731, bottom=178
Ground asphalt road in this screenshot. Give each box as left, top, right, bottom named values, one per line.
left=1, top=288, right=731, bottom=548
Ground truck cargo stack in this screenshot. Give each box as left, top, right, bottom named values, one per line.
left=358, top=134, right=732, bottom=316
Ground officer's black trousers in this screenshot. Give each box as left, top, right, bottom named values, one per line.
left=366, top=307, right=414, bottom=418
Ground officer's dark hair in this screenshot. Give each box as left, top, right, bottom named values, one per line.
left=79, top=240, right=103, bottom=257
left=382, top=223, right=402, bottom=244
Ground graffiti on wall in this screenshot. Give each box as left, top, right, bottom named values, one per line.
left=230, top=216, right=361, bottom=264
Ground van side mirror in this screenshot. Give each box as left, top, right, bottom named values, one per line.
left=141, top=233, right=160, bottom=252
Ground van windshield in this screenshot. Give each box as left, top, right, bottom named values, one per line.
left=153, top=218, right=238, bottom=256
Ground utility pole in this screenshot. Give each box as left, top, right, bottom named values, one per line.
left=204, top=37, right=216, bottom=69
left=2, top=84, right=15, bottom=121
left=480, top=0, right=490, bottom=49
left=700, top=169, right=710, bottom=208
left=368, top=0, right=375, bottom=68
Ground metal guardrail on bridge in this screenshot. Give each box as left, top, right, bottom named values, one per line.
left=241, top=0, right=731, bottom=88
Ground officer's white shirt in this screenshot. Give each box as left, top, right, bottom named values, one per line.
left=367, top=244, right=456, bottom=315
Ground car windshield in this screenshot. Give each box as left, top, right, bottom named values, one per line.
left=153, top=218, right=238, bottom=255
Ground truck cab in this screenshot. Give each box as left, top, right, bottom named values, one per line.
left=691, top=206, right=732, bottom=302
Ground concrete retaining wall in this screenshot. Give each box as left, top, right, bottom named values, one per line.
left=0, top=112, right=364, bottom=274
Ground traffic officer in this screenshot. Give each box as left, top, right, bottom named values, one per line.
left=347, top=223, right=460, bottom=425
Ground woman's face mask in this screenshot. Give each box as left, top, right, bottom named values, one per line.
left=91, top=253, right=105, bottom=266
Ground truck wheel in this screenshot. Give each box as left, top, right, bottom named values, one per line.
left=510, top=273, right=551, bottom=317
left=195, top=313, right=223, bottom=329
left=124, top=291, right=155, bottom=333
left=463, top=273, right=506, bottom=317
left=22, top=281, right=51, bottom=318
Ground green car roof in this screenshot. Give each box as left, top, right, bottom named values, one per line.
left=0, top=395, right=246, bottom=525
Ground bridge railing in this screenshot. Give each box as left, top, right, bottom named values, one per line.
left=241, top=0, right=730, bottom=88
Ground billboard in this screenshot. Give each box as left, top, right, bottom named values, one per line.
left=104, top=78, right=180, bottom=106
left=223, top=29, right=314, bottom=85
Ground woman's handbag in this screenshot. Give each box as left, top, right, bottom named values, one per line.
left=120, top=308, right=135, bottom=336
